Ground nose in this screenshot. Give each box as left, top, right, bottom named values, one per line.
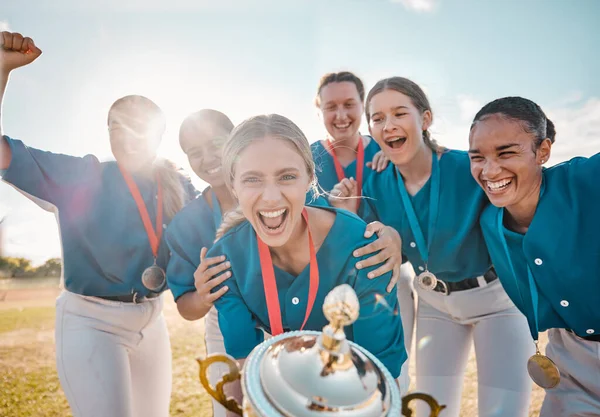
left=383, top=117, right=396, bottom=133
left=261, top=182, right=282, bottom=204
left=335, top=108, right=348, bottom=122
left=482, top=159, right=502, bottom=179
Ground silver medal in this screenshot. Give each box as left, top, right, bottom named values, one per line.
left=142, top=265, right=166, bottom=292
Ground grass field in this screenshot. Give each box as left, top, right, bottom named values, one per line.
left=0, top=287, right=546, bottom=416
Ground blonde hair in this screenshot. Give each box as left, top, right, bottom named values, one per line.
left=215, top=114, right=317, bottom=241
left=153, top=159, right=187, bottom=220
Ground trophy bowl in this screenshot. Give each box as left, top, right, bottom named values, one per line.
left=198, top=284, right=446, bottom=417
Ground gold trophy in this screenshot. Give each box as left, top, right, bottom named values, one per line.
left=198, top=284, right=445, bottom=416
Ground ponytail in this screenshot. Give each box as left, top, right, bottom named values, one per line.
left=154, top=159, right=187, bottom=220
left=215, top=206, right=246, bottom=242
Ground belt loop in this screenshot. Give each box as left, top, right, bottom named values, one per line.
left=476, top=275, right=487, bottom=287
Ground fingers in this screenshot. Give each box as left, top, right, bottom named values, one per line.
left=357, top=247, right=391, bottom=272
left=1, top=32, right=13, bottom=49
left=203, top=261, right=231, bottom=281
left=207, top=285, right=229, bottom=302
left=11, top=33, right=24, bottom=52
left=206, top=270, right=231, bottom=291
left=364, top=221, right=384, bottom=238
left=377, top=154, right=389, bottom=172
left=367, top=258, right=395, bottom=281
left=386, top=265, right=400, bottom=293
left=332, top=178, right=357, bottom=198
left=23, top=37, right=41, bottom=55
left=194, top=253, right=227, bottom=283
left=354, top=237, right=386, bottom=258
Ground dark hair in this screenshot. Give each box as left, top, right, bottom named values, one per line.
left=315, top=71, right=365, bottom=107
left=366, top=76, right=442, bottom=152
left=108, top=95, right=166, bottom=133
left=471, top=97, right=556, bottom=147
left=179, top=109, right=234, bottom=146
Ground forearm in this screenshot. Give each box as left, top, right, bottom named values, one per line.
left=0, top=71, right=11, bottom=169
left=176, top=290, right=211, bottom=321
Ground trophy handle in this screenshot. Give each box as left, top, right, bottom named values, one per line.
left=197, top=354, right=244, bottom=416
left=402, top=393, right=447, bottom=417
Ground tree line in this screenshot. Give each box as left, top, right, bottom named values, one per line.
left=0, top=257, right=61, bottom=278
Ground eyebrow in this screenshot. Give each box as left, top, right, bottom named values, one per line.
left=495, top=143, right=520, bottom=151
left=468, top=143, right=521, bottom=154
left=240, top=167, right=301, bottom=177
left=370, top=105, right=409, bottom=116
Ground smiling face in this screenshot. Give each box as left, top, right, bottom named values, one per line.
left=367, top=89, right=432, bottom=166
left=318, top=81, right=364, bottom=142
left=232, top=136, right=312, bottom=247
left=108, top=97, right=164, bottom=173
left=469, top=114, right=551, bottom=209
left=180, top=120, right=230, bottom=187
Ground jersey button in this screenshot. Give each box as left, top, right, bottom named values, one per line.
left=587, top=329, right=595, bottom=334
left=534, top=258, right=543, bottom=265
left=560, top=300, right=569, bottom=307
left=418, top=266, right=425, bottom=271
left=410, top=242, right=416, bottom=248
left=292, top=297, right=300, bottom=305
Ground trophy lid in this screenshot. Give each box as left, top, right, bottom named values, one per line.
left=242, top=284, right=401, bottom=416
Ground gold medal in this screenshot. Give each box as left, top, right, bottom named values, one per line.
left=417, top=270, right=438, bottom=291
left=527, top=342, right=560, bottom=389
left=142, top=264, right=166, bottom=292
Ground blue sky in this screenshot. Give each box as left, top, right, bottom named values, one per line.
left=1, top=0, right=599, bottom=264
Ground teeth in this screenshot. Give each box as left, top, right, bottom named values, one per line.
left=487, top=179, right=512, bottom=191
left=334, top=123, right=350, bottom=129
left=259, top=209, right=286, bottom=218
left=207, top=166, right=221, bottom=174
left=386, top=137, right=404, bottom=143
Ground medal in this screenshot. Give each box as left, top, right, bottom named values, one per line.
left=257, top=208, right=319, bottom=336
left=417, top=270, right=438, bottom=290
left=527, top=341, right=560, bottom=389
left=497, top=210, right=561, bottom=389
left=396, top=151, right=440, bottom=291
left=323, top=136, right=364, bottom=211
left=142, top=264, right=167, bottom=292
left=119, top=165, right=166, bottom=292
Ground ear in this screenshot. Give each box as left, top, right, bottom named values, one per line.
left=421, top=110, right=433, bottom=131
left=537, top=138, right=552, bottom=165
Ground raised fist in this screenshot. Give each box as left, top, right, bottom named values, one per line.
left=0, top=32, right=42, bottom=73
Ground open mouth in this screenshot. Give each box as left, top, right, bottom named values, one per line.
left=204, top=165, right=221, bottom=175
left=384, top=136, right=407, bottom=150
left=334, top=122, right=351, bottom=130
left=258, top=208, right=289, bottom=234
left=485, top=178, right=513, bottom=194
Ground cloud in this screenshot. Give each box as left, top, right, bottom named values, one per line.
left=547, top=97, right=600, bottom=165
left=457, top=94, right=482, bottom=122
left=0, top=21, right=10, bottom=31
left=392, top=0, right=437, bottom=13
left=431, top=94, right=600, bottom=164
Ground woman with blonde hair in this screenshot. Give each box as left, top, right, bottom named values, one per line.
left=196, top=113, right=407, bottom=415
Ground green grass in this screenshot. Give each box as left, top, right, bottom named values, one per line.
left=0, top=304, right=213, bottom=417
left=0, top=306, right=56, bottom=334
left=0, top=298, right=546, bottom=417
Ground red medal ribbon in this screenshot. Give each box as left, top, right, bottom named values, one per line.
left=323, top=137, right=364, bottom=211
left=257, top=208, right=319, bottom=336
left=118, top=166, right=164, bottom=258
